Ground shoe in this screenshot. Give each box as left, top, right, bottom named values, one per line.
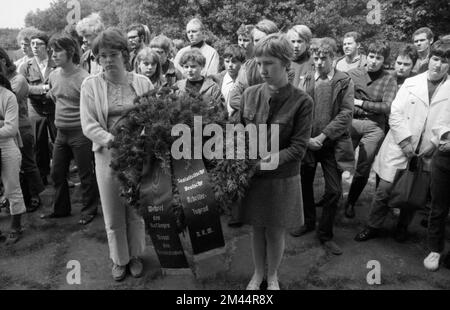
left=290, top=225, right=315, bottom=237
left=354, top=227, right=379, bottom=242
left=344, top=203, right=355, bottom=218
left=420, top=218, right=428, bottom=228
left=26, top=196, right=41, bottom=213
left=228, top=219, right=243, bottom=228
left=424, top=252, right=440, bottom=271
left=394, top=227, right=409, bottom=243
left=78, top=214, right=96, bottom=225
left=246, top=277, right=262, bottom=290
left=40, top=212, right=70, bottom=219
left=442, top=252, right=450, bottom=269
left=267, top=279, right=280, bottom=290
left=0, top=231, right=6, bottom=243
left=128, top=257, right=144, bottom=278
left=68, top=180, right=76, bottom=188
left=5, top=230, right=22, bottom=245
left=322, top=240, right=343, bottom=255
left=112, top=264, right=127, bottom=281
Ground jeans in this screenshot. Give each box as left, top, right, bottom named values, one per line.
left=368, top=177, right=416, bottom=229
left=301, top=147, right=342, bottom=242
left=0, top=139, right=26, bottom=215
left=348, top=119, right=385, bottom=206
left=427, top=151, right=450, bottom=252
left=51, top=128, right=99, bottom=216
left=95, top=147, right=145, bottom=266
left=19, top=128, right=45, bottom=202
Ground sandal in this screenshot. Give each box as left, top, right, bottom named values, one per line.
left=40, top=212, right=70, bottom=219
left=79, top=214, right=96, bottom=225
left=5, top=230, right=22, bottom=245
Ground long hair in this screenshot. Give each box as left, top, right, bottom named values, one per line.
left=0, top=47, right=17, bottom=75
left=0, top=72, right=13, bottom=92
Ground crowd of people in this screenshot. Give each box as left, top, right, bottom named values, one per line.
left=0, top=12, right=449, bottom=290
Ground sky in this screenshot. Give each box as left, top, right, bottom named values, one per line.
left=1, top=0, right=53, bottom=28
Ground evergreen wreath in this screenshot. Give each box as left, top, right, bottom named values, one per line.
left=109, top=87, right=257, bottom=232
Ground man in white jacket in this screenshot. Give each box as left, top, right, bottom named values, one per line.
left=355, top=39, right=450, bottom=243
left=173, top=18, right=220, bottom=77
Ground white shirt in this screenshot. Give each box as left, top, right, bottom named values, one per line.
left=221, top=72, right=235, bottom=116
left=36, top=56, right=48, bottom=78
left=314, top=69, right=335, bottom=81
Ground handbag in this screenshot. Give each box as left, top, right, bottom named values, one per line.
left=389, top=155, right=430, bottom=210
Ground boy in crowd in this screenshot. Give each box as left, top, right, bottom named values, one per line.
left=393, top=44, right=419, bottom=89
left=335, top=32, right=367, bottom=72
left=174, top=18, right=220, bottom=77
left=343, top=42, right=397, bottom=218
left=412, top=27, right=434, bottom=75
left=19, top=31, right=57, bottom=186
left=150, top=35, right=183, bottom=87
left=175, top=49, right=223, bottom=106
left=292, top=38, right=354, bottom=256
left=40, top=34, right=99, bottom=225
left=211, top=44, right=246, bottom=116
left=76, top=13, right=105, bottom=74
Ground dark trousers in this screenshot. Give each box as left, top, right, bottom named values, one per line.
left=368, top=177, right=415, bottom=229
left=347, top=119, right=385, bottom=206
left=51, top=128, right=99, bottom=216
left=35, top=115, right=56, bottom=179
left=19, top=128, right=45, bottom=205
left=301, top=147, right=342, bottom=242
left=427, top=150, right=450, bottom=252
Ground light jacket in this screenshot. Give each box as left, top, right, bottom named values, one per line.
left=373, top=72, right=450, bottom=182
left=0, top=87, right=21, bottom=147
left=80, top=72, right=154, bottom=152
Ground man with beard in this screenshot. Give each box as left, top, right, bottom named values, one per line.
left=127, top=24, right=147, bottom=73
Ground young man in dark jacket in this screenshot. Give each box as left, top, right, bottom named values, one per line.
left=291, top=38, right=354, bottom=255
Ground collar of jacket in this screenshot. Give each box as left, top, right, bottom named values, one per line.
left=178, top=77, right=216, bottom=95
left=405, top=71, right=449, bottom=106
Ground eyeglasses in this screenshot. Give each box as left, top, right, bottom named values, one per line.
left=31, top=41, right=46, bottom=47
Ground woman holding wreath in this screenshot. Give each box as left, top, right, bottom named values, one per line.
left=238, top=34, right=313, bottom=290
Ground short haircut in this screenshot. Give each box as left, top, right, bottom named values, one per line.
left=16, top=26, right=40, bottom=45
left=187, top=18, right=204, bottom=31
left=92, top=28, right=130, bottom=66
left=223, top=45, right=246, bottom=63
left=343, top=31, right=362, bottom=43
left=127, top=24, right=146, bottom=39
left=0, top=47, right=16, bottom=75
left=413, top=27, right=434, bottom=41
left=254, top=33, right=293, bottom=67
left=288, top=25, right=313, bottom=44
left=179, top=48, right=206, bottom=67
left=76, top=13, right=105, bottom=37
left=253, top=19, right=279, bottom=37
left=309, top=37, right=337, bottom=58
left=150, top=35, right=172, bottom=54
left=49, top=33, right=81, bottom=64
left=30, top=30, right=50, bottom=46
left=396, top=44, right=419, bottom=67
left=136, top=47, right=162, bottom=78
left=430, top=39, right=450, bottom=60
left=367, top=41, right=390, bottom=60
left=236, top=24, right=255, bottom=38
